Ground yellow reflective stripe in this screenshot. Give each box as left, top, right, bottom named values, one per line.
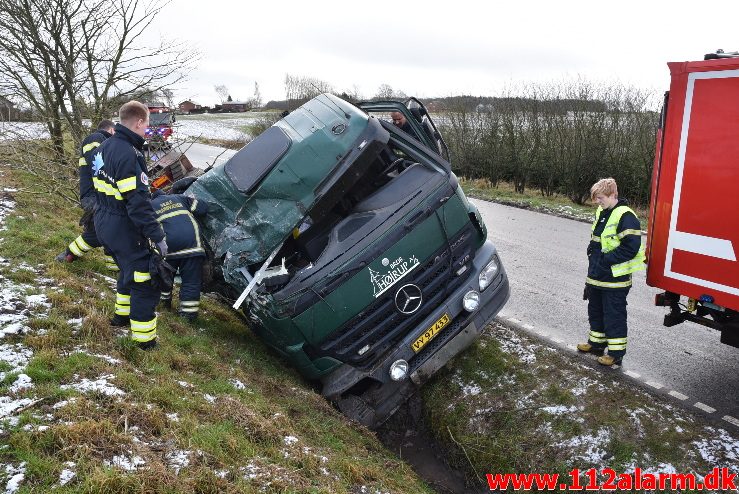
left=156, top=210, right=189, bottom=222
left=608, top=343, right=627, bottom=350
left=591, top=235, right=600, bottom=242
left=180, top=300, right=200, bottom=306
left=74, top=236, right=93, bottom=252
left=131, top=332, right=156, bottom=343
left=585, top=277, right=632, bottom=288
left=608, top=338, right=627, bottom=344
left=589, top=331, right=607, bottom=343
left=134, top=271, right=151, bottom=282
left=180, top=307, right=199, bottom=313
left=156, top=209, right=203, bottom=256
left=169, top=247, right=204, bottom=256
left=115, top=306, right=130, bottom=316
left=93, top=177, right=123, bottom=200
left=160, top=292, right=172, bottom=299
left=116, top=293, right=130, bottom=304
left=78, top=157, right=87, bottom=167
left=190, top=199, right=198, bottom=212
left=82, top=142, right=101, bottom=154
left=616, top=229, right=642, bottom=239
left=68, top=242, right=83, bottom=257
left=117, top=176, right=137, bottom=193
left=130, top=318, right=156, bottom=331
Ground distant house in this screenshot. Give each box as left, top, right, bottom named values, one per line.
left=178, top=100, right=202, bottom=114
left=221, top=101, right=250, bottom=112
left=0, top=95, right=19, bottom=121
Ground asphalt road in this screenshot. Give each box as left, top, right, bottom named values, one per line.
left=178, top=141, right=738, bottom=427
left=473, top=198, right=739, bottom=428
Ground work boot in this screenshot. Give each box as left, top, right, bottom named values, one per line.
left=597, top=355, right=622, bottom=366
left=109, top=314, right=130, bottom=328
left=576, top=342, right=605, bottom=356
left=138, top=338, right=158, bottom=351
left=179, top=312, right=197, bottom=323
left=55, top=249, right=77, bottom=263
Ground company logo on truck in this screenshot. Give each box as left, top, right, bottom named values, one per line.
left=369, top=255, right=420, bottom=298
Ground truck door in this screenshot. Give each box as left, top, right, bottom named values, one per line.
left=359, top=98, right=450, bottom=162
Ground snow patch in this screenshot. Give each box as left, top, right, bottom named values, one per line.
left=3, top=462, right=26, bottom=494
left=693, top=427, right=739, bottom=473
left=557, top=428, right=611, bottom=465
left=229, top=378, right=246, bottom=390
left=8, top=374, right=33, bottom=393
left=60, top=374, right=125, bottom=397
left=283, top=435, right=298, bottom=446
left=105, top=454, right=146, bottom=471
left=58, top=462, right=76, bottom=486
left=165, top=450, right=190, bottom=474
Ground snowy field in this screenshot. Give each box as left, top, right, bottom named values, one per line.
left=1, top=113, right=274, bottom=142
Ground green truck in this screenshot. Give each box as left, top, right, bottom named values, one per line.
left=184, top=94, right=510, bottom=427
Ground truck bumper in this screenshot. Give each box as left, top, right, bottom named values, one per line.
left=323, top=239, right=510, bottom=427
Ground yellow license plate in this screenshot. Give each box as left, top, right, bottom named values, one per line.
left=411, top=313, right=451, bottom=353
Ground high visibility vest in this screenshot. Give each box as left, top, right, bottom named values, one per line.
left=591, top=205, right=646, bottom=277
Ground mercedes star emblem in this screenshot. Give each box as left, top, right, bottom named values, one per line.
left=395, top=284, right=423, bottom=314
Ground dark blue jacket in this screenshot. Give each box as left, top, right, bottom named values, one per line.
left=151, top=193, right=208, bottom=259
left=79, top=129, right=112, bottom=208
left=587, top=199, right=642, bottom=289
left=92, top=124, right=164, bottom=243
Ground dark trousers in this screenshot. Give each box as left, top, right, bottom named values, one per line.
left=587, top=287, right=629, bottom=358
left=161, top=256, right=203, bottom=316
left=95, top=210, right=160, bottom=342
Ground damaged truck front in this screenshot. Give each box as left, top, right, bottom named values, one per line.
left=185, top=94, right=510, bottom=427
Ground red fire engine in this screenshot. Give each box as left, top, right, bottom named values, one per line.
left=647, top=50, right=739, bottom=348
left=146, top=104, right=175, bottom=149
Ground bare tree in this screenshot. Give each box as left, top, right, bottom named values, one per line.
left=250, top=82, right=262, bottom=109
left=0, top=0, right=196, bottom=203
left=284, top=73, right=334, bottom=109
left=214, top=84, right=229, bottom=104
left=375, top=84, right=394, bottom=99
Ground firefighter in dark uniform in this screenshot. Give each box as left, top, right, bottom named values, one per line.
left=151, top=192, right=209, bottom=321
left=578, top=178, right=645, bottom=366
left=56, top=120, right=119, bottom=271
left=92, top=101, right=167, bottom=349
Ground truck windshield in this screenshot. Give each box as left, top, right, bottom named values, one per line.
left=149, top=113, right=172, bottom=126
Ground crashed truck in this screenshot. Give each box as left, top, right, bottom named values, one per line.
left=179, top=94, right=510, bottom=427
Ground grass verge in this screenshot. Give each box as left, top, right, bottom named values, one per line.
left=459, top=178, right=649, bottom=228
left=423, top=322, right=739, bottom=490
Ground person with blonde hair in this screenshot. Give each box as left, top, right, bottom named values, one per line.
left=577, top=178, right=645, bottom=366
left=92, top=100, right=167, bottom=350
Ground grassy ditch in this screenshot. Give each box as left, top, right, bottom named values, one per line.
left=0, top=163, right=432, bottom=493
left=423, top=322, right=739, bottom=491
left=459, top=178, right=649, bottom=228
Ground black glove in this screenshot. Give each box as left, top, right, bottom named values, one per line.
left=155, top=239, right=168, bottom=257
left=80, top=195, right=97, bottom=213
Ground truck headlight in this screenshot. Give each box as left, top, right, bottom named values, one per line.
left=463, top=290, right=480, bottom=312
left=389, top=360, right=409, bottom=381
left=478, top=257, right=499, bottom=291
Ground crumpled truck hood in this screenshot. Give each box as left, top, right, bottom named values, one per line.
left=186, top=94, right=385, bottom=292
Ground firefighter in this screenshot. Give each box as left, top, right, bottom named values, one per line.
left=92, top=101, right=167, bottom=350
left=55, top=120, right=119, bottom=271
left=577, top=178, right=645, bottom=366
left=151, top=191, right=208, bottom=321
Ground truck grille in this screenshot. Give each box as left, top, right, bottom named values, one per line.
left=314, top=223, right=477, bottom=367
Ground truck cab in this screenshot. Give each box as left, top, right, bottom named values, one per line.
left=184, top=94, right=510, bottom=426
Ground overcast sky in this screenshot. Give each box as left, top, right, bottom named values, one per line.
left=145, top=0, right=739, bottom=106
